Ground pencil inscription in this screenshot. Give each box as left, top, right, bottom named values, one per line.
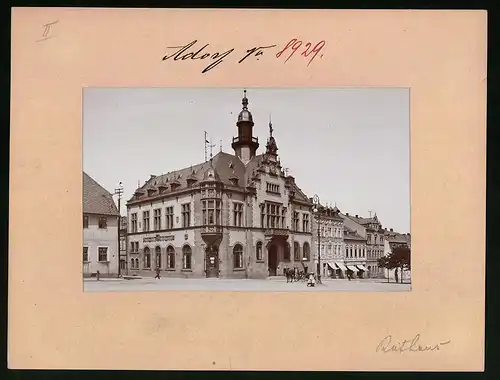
left=376, top=334, right=451, bottom=353
left=36, top=20, right=58, bottom=42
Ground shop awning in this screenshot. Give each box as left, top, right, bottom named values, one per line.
left=356, top=264, right=367, bottom=271
left=335, top=262, right=348, bottom=271
left=347, top=265, right=359, bottom=272
left=327, top=262, right=337, bottom=270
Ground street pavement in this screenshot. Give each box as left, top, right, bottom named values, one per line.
left=83, top=276, right=411, bottom=292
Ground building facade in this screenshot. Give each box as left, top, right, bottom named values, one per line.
left=119, top=216, right=127, bottom=273
left=343, top=213, right=385, bottom=278
left=383, top=228, right=411, bottom=281
left=311, top=205, right=346, bottom=278
left=83, top=172, right=120, bottom=277
left=343, top=226, right=368, bottom=278
left=126, top=91, right=314, bottom=279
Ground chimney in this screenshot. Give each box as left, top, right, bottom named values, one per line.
left=150, top=174, right=156, bottom=180
left=390, top=228, right=393, bottom=232
left=355, top=214, right=359, bottom=218
left=346, top=213, right=349, bottom=216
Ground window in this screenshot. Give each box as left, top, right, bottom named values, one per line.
left=294, top=242, right=300, bottom=261
left=130, top=213, right=138, bottom=232
left=260, top=204, right=265, bottom=227
left=303, top=242, right=310, bottom=261
left=130, top=258, right=135, bottom=268
left=182, top=245, right=192, bottom=269
left=284, top=243, right=291, bottom=261
left=165, top=206, right=174, bottom=229
left=83, top=215, right=89, bottom=228
left=83, top=247, right=89, bottom=262
left=98, top=247, right=108, bottom=262
left=233, top=244, right=243, bottom=268
left=167, top=246, right=175, bottom=269
left=155, top=246, right=162, bottom=268
left=98, top=217, right=107, bottom=229
left=354, top=247, right=357, bottom=258
left=153, top=209, right=162, bottom=230
left=233, top=202, right=243, bottom=227
left=281, top=207, right=287, bottom=228
left=142, top=211, right=150, bottom=232
left=202, top=200, right=221, bottom=225
left=182, top=203, right=191, bottom=228
left=130, top=241, right=137, bottom=253
left=266, top=182, right=280, bottom=194
left=256, top=241, right=263, bottom=261
left=135, top=258, right=139, bottom=269
left=143, top=247, right=151, bottom=268
left=302, top=214, right=310, bottom=232
left=293, top=212, right=300, bottom=231
left=264, top=203, right=281, bottom=229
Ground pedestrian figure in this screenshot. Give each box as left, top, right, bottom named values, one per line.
left=307, top=273, right=316, bottom=287
left=96, top=270, right=100, bottom=281
left=154, top=266, right=161, bottom=279
left=347, top=270, right=352, bottom=281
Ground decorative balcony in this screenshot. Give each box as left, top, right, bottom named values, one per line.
left=232, top=136, right=259, bottom=144
left=264, top=228, right=289, bottom=238
left=201, top=225, right=223, bottom=245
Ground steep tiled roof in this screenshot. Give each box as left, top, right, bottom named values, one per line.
left=344, top=226, right=365, bottom=241
left=128, top=151, right=312, bottom=206
left=385, top=231, right=410, bottom=244
left=83, top=172, right=119, bottom=216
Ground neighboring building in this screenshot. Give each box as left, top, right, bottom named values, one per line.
left=343, top=226, right=368, bottom=278
left=343, top=213, right=385, bottom=278
left=311, top=205, right=345, bottom=278
left=126, top=90, right=313, bottom=279
left=83, top=172, right=120, bottom=277
left=383, top=228, right=411, bottom=282
left=119, top=216, right=127, bottom=273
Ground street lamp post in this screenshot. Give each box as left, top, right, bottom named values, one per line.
left=312, top=194, right=322, bottom=284
left=115, top=182, right=123, bottom=278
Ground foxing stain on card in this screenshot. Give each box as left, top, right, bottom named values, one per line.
left=161, top=38, right=326, bottom=74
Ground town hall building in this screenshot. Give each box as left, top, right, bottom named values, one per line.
left=126, top=90, right=314, bottom=279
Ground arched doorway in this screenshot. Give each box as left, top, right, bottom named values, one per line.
left=268, top=244, right=278, bottom=276
left=205, top=244, right=219, bottom=278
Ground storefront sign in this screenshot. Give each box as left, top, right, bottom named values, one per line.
left=143, top=235, right=175, bottom=243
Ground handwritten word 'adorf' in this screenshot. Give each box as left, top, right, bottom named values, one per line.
left=376, top=334, right=451, bottom=354
left=162, top=40, right=277, bottom=74
left=275, top=38, right=326, bottom=67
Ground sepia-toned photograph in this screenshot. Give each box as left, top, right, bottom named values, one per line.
left=83, top=87, right=410, bottom=292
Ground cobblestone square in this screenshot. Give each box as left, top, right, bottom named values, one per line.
left=83, top=277, right=411, bottom=292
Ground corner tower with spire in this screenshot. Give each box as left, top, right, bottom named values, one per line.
left=232, top=89, right=259, bottom=164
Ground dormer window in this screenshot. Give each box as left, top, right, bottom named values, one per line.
left=266, top=182, right=280, bottom=195
left=171, top=179, right=181, bottom=191
left=158, top=183, right=168, bottom=194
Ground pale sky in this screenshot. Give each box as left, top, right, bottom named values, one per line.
left=83, top=87, right=410, bottom=233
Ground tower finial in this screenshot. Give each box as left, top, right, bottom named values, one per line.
left=242, top=89, right=248, bottom=109
left=269, top=115, right=274, bottom=137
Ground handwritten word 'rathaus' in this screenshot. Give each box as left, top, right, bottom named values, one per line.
left=162, top=40, right=277, bottom=74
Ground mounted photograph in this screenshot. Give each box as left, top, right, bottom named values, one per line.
left=82, top=87, right=410, bottom=292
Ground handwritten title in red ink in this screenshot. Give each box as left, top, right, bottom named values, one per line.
left=162, top=39, right=326, bottom=74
